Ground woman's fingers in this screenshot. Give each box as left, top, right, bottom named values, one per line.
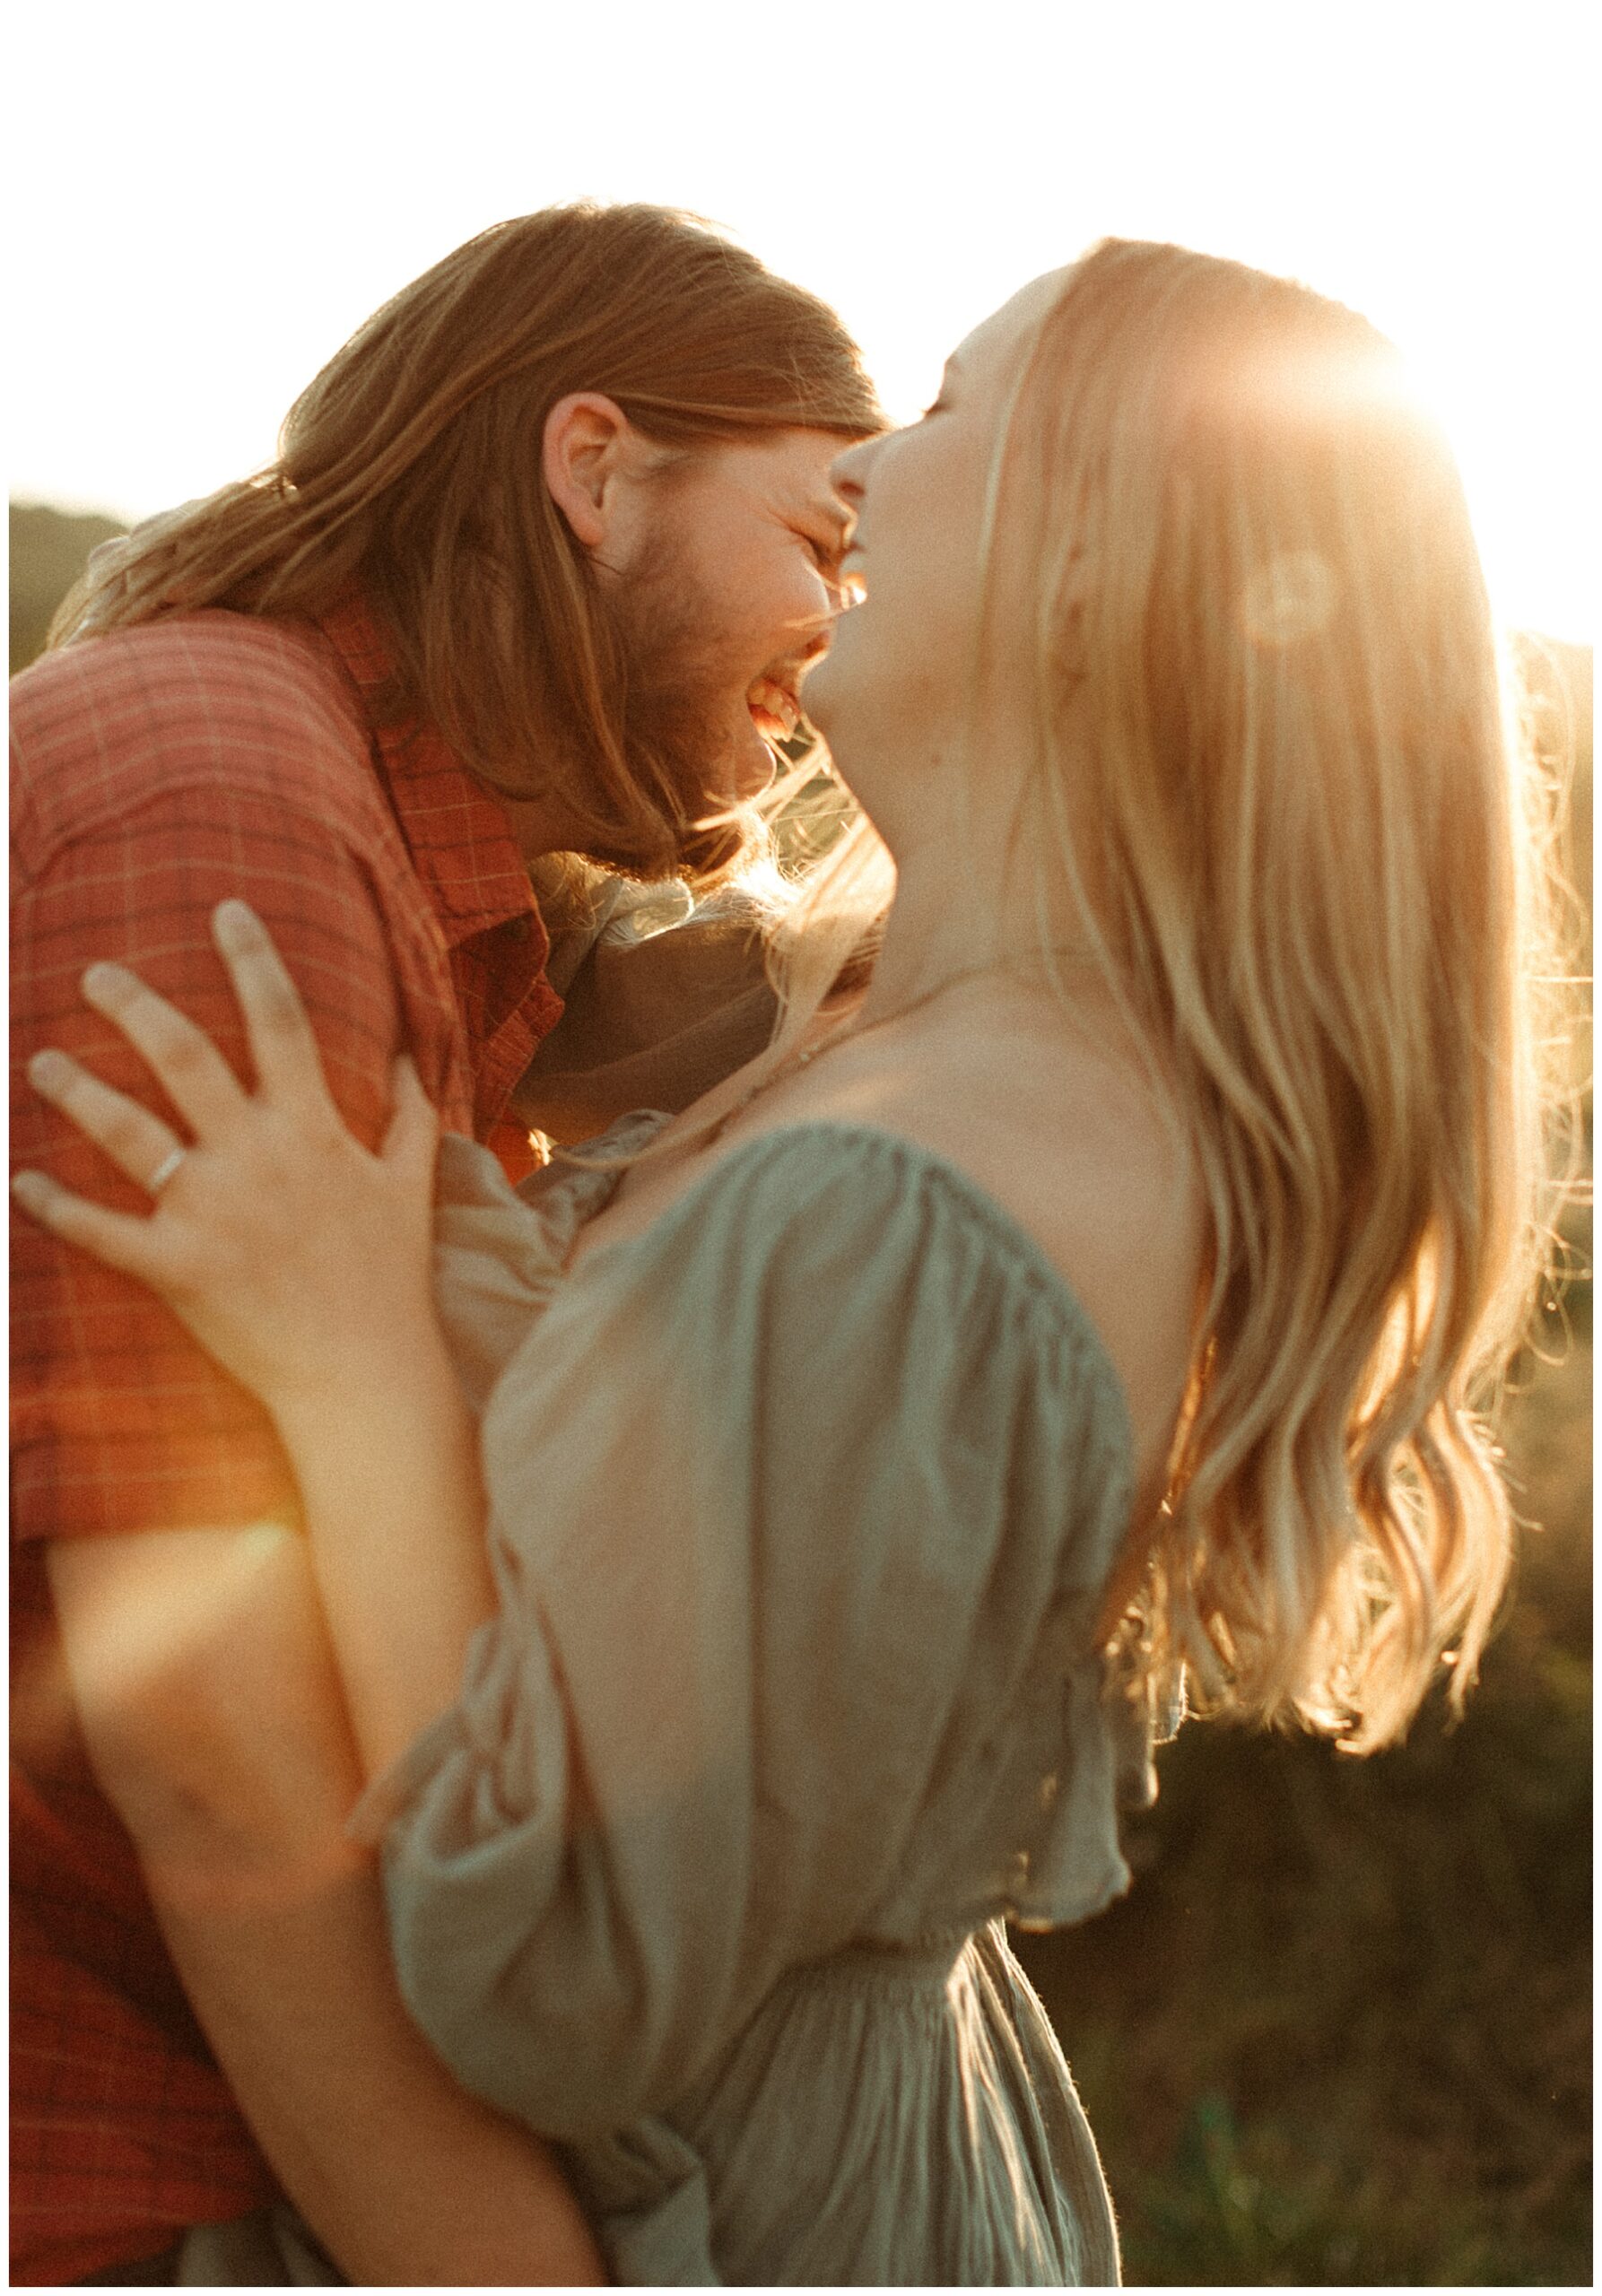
left=12, top=1168, right=168, bottom=1283
left=67, top=906, right=332, bottom=1135
left=26, top=1048, right=189, bottom=1195
left=212, top=901, right=331, bottom=1106
left=80, top=961, right=248, bottom=1136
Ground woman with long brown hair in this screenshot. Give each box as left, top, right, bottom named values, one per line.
left=16, top=239, right=1570, bottom=2283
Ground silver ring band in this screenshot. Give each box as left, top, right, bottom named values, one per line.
left=146, top=1146, right=187, bottom=1195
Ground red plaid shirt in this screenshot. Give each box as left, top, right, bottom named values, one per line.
left=10, top=597, right=563, bottom=2284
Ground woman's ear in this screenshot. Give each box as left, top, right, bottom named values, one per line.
left=542, top=392, right=634, bottom=551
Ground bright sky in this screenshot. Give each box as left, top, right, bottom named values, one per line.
left=10, top=0, right=1596, bottom=641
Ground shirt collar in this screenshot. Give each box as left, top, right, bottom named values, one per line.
left=313, top=592, right=545, bottom=952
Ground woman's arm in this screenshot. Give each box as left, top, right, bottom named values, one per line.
left=274, top=1343, right=496, bottom=1781
left=15, top=901, right=501, bottom=1781
left=48, top=1523, right=604, bottom=2286
left=14, top=903, right=608, bottom=2267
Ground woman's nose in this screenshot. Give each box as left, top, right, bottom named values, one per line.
left=829, top=436, right=878, bottom=511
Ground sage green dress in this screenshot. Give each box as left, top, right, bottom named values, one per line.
left=351, top=1114, right=1172, bottom=2287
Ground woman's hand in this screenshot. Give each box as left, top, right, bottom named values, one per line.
left=13, top=900, right=443, bottom=1424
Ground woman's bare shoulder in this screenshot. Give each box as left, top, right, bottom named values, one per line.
left=842, top=1022, right=1203, bottom=1481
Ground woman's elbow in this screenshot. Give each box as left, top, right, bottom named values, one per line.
left=50, top=1525, right=365, bottom=1883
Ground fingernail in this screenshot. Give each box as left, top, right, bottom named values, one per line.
left=11, top=1170, right=51, bottom=1208
left=27, top=1049, right=72, bottom=1091
left=82, top=961, right=128, bottom=1001
left=213, top=900, right=259, bottom=938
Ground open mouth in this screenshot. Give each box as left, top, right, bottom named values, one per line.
left=746, top=675, right=803, bottom=743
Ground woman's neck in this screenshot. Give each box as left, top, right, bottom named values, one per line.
left=852, top=847, right=989, bottom=1028
left=854, top=822, right=1099, bottom=1032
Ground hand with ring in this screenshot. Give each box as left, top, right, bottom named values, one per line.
left=13, top=900, right=442, bottom=1423
left=144, top=1144, right=188, bottom=1195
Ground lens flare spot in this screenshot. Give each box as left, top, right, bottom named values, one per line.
left=1239, top=550, right=1339, bottom=649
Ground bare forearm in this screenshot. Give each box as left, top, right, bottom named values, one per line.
left=49, top=1528, right=602, bottom=2288
left=152, top=1850, right=603, bottom=2286
left=275, top=1341, right=496, bottom=1781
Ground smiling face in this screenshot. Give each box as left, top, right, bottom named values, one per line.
left=606, top=427, right=854, bottom=813
left=802, top=269, right=1073, bottom=836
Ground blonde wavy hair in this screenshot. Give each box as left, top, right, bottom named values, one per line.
left=713, top=239, right=1575, bottom=1751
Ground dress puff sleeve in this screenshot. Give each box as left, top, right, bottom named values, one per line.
left=359, top=1124, right=1139, bottom=2141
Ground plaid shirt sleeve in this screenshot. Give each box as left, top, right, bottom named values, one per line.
left=12, top=783, right=411, bottom=1544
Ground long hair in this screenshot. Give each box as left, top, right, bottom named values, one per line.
left=990, top=239, right=1574, bottom=1747
left=51, top=204, right=885, bottom=882
left=550, top=236, right=1572, bottom=1749
left=693, top=239, right=1573, bottom=1745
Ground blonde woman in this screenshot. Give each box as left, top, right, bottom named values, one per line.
left=14, top=240, right=1563, bottom=2285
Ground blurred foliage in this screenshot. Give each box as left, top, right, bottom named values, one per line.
left=12, top=500, right=1594, bottom=2284
left=1518, top=631, right=1594, bottom=920
left=10, top=500, right=128, bottom=669
left=1016, top=1313, right=1590, bottom=2284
